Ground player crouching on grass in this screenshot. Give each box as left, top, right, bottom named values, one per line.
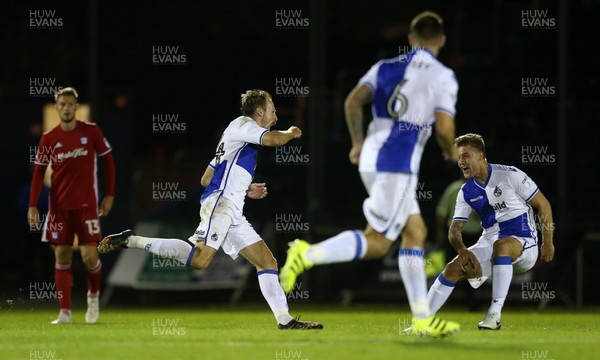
left=426, top=133, right=554, bottom=330
left=98, top=89, right=322, bottom=330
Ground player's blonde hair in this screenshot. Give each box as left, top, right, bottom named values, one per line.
left=55, top=87, right=79, bottom=102
left=410, top=11, right=444, bottom=42
left=455, top=133, right=486, bottom=154
left=240, top=89, right=272, bottom=117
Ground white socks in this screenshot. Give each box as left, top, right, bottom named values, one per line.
left=257, top=270, right=293, bottom=325
left=398, top=248, right=430, bottom=319
left=305, top=230, right=367, bottom=264
left=129, top=235, right=193, bottom=263
left=490, top=256, right=513, bottom=315
left=427, top=274, right=456, bottom=315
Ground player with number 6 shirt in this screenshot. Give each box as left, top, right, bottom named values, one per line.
left=280, top=11, right=460, bottom=337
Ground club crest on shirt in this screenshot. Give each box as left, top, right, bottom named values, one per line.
left=494, top=186, right=502, bottom=197
left=211, top=233, right=218, bottom=241
left=55, top=142, right=63, bottom=148
left=80, top=136, right=88, bottom=144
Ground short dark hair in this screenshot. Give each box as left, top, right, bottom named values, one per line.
left=55, top=87, right=79, bottom=102
left=455, top=133, right=486, bottom=154
left=410, top=11, right=444, bottom=42
left=240, top=89, right=272, bottom=117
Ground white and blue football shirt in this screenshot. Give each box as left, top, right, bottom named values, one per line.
left=453, top=164, right=539, bottom=239
left=358, top=48, right=458, bottom=174
left=201, top=116, right=268, bottom=212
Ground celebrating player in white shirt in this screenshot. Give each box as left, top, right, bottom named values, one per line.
left=99, top=90, right=322, bottom=330
left=280, top=11, right=460, bottom=336
left=427, top=133, right=554, bottom=330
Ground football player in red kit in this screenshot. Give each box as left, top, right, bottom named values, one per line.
left=27, top=87, right=115, bottom=324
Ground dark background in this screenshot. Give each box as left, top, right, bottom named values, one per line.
left=2, top=0, right=599, bottom=306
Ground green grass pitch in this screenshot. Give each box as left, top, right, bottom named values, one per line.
left=1, top=306, right=598, bottom=360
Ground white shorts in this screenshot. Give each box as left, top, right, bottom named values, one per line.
left=188, top=193, right=261, bottom=260
left=360, top=172, right=420, bottom=241
left=467, top=233, right=538, bottom=288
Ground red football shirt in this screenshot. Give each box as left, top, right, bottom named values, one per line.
left=34, top=120, right=112, bottom=210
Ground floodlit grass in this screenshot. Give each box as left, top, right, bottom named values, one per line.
left=1, top=306, right=598, bottom=360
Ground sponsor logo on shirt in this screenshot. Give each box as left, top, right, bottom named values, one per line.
left=470, top=196, right=484, bottom=202
left=56, top=148, right=88, bottom=161
left=492, top=201, right=507, bottom=211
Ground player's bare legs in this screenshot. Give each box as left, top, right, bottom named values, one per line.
left=240, top=241, right=322, bottom=329
left=187, top=241, right=217, bottom=270
left=362, top=225, right=393, bottom=259
left=239, top=240, right=277, bottom=270
left=53, top=246, right=73, bottom=324
left=80, top=245, right=102, bottom=324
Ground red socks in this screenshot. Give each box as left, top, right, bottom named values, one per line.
left=54, top=259, right=102, bottom=311
left=86, top=260, right=102, bottom=296
left=54, top=263, right=72, bottom=311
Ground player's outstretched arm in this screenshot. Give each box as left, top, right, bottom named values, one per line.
left=434, top=111, right=457, bottom=161
left=200, top=166, right=215, bottom=188
left=345, top=84, right=372, bottom=165
left=528, top=190, right=554, bottom=262
left=261, top=126, right=302, bottom=147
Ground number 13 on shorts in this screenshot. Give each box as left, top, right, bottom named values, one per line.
left=85, top=219, right=100, bottom=235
